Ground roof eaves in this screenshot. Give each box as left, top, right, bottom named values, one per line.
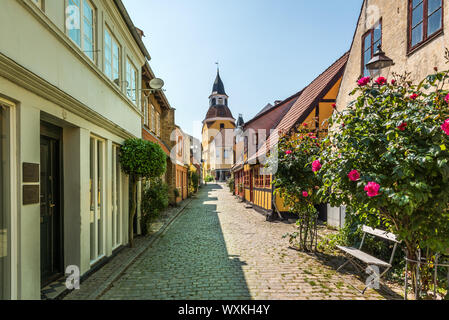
left=113, top=0, right=151, bottom=61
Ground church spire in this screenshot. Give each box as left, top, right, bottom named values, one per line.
left=211, top=68, right=227, bottom=96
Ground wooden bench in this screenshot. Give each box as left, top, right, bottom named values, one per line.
left=336, top=225, right=400, bottom=294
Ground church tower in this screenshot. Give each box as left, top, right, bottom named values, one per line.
left=202, top=69, right=236, bottom=181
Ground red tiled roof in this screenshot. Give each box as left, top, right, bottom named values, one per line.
left=249, top=52, right=349, bottom=162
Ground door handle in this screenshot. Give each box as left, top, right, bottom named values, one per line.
left=50, top=203, right=56, bottom=208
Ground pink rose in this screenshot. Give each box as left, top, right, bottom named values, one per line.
left=348, top=170, right=360, bottom=182
left=375, top=77, right=387, bottom=85
left=445, top=93, right=449, bottom=104
left=302, top=191, right=309, bottom=198
left=441, top=119, right=449, bottom=135
left=410, top=93, right=419, bottom=100
left=285, top=150, right=292, bottom=155
left=357, top=76, right=371, bottom=86
left=364, top=182, right=380, bottom=197
left=312, top=160, right=322, bottom=172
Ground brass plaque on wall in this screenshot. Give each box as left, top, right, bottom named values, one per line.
left=23, top=163, right=40, bottom=183
left=23, top=185, right=40, bottom=205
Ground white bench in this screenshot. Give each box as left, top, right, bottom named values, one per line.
left=336, top=225, right=400, bottom=294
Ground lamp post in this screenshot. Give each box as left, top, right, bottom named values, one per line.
left=366, top=44, right=394, bottom=78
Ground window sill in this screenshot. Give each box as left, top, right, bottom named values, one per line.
left=407, top=29, right=444, bottom=57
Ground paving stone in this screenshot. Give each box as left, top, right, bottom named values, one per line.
left=67, top=184, right=404, bottom=300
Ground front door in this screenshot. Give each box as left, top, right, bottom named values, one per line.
left=40, top=127, right=63, bottom=286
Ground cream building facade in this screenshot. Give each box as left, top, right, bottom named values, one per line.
left=0, top=0, right=149, bottom=299
left=331, top=0, right=446, bottom=227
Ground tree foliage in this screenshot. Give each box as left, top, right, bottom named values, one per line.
left=119, top=138, right=167, bottom=247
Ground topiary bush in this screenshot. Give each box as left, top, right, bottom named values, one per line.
left=120, top=138, right=166, bottom=247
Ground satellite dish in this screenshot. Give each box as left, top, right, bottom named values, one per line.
left=149, top=78, right=165, bottom=90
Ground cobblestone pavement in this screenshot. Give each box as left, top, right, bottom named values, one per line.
left=64, top=198, right=193, bottom=300
left=98, top=184, right=403, bottom=300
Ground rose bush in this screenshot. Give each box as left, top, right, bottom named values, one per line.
left=319, top=72, right=449, bottom=298
left=273, top=124, right=327, bottom=251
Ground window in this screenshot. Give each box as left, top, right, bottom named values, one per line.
left=104, top=28, right=120, bottom=84
left=156, top=112, right=161, bottom=137
left=220, top=123, right=225, bottom=130
left=265, top=174, right=271, bottom=188
left=151, top=105, right=155, bottom=132
left=89, top=137, right=105, bottom=263
left=224, top=149, right=229, bottom=159
left=67, top=0, right=95, bottom=61
left=112, top=145, right=122, bottom=248
left=143, top=98, right=149, bottom=127
left=216, top=149, right=220, bottom=159
left=177, top=136, right=183, bottom=156
left=409, top=0, right=443, bottom=50
left=362, top=20, right=382, bottom=77
left=126, top=59, right=137, bottom=104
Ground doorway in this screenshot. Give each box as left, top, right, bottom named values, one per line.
left=40, top=122, right=63, bottom=286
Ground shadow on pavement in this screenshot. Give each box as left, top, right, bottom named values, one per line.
left=101, top=183, right=251, bottom=300
left=306, top=250, right=403, bottom=300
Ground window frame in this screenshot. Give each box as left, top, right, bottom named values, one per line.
left=408, top=0, right=444, bottom=53
left=361, top=19, right=382, bottom=77
left=126, top=58, right=138, bottom=105
left=104, top=26, right=121, bottom=86
left=143, top=96, right=149, bottom=127
left=66, top=0, right=96, bottom=62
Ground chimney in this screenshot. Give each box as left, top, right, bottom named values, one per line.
left=135, top=27, right=145, bottom=39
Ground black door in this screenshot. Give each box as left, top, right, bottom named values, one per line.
left=40, top=131, right=62, bottom=286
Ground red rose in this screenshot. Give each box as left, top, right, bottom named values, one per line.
left=375, top=77, right=387, bottom=85
left=410, top=93, right=419, bottom=100
left=397, top=122, right=407, bottom=131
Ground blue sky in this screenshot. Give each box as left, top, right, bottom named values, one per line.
left=122, top=0, right=363, bottom=139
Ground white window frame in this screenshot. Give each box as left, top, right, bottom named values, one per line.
left=143, top=97, right=149, bottom=127
left=104, top=27, right=120, bottom=85
left=0, top=99, right=18, bottom=300
left=89, top=136, right=106, bottom=264
left=66, top=0, right=96, bottom=61
left=156, top=112, right=161, bottom=137
left=126, top=58, right=138, bottom=105
left=151, top=104, right=155, bottom=132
